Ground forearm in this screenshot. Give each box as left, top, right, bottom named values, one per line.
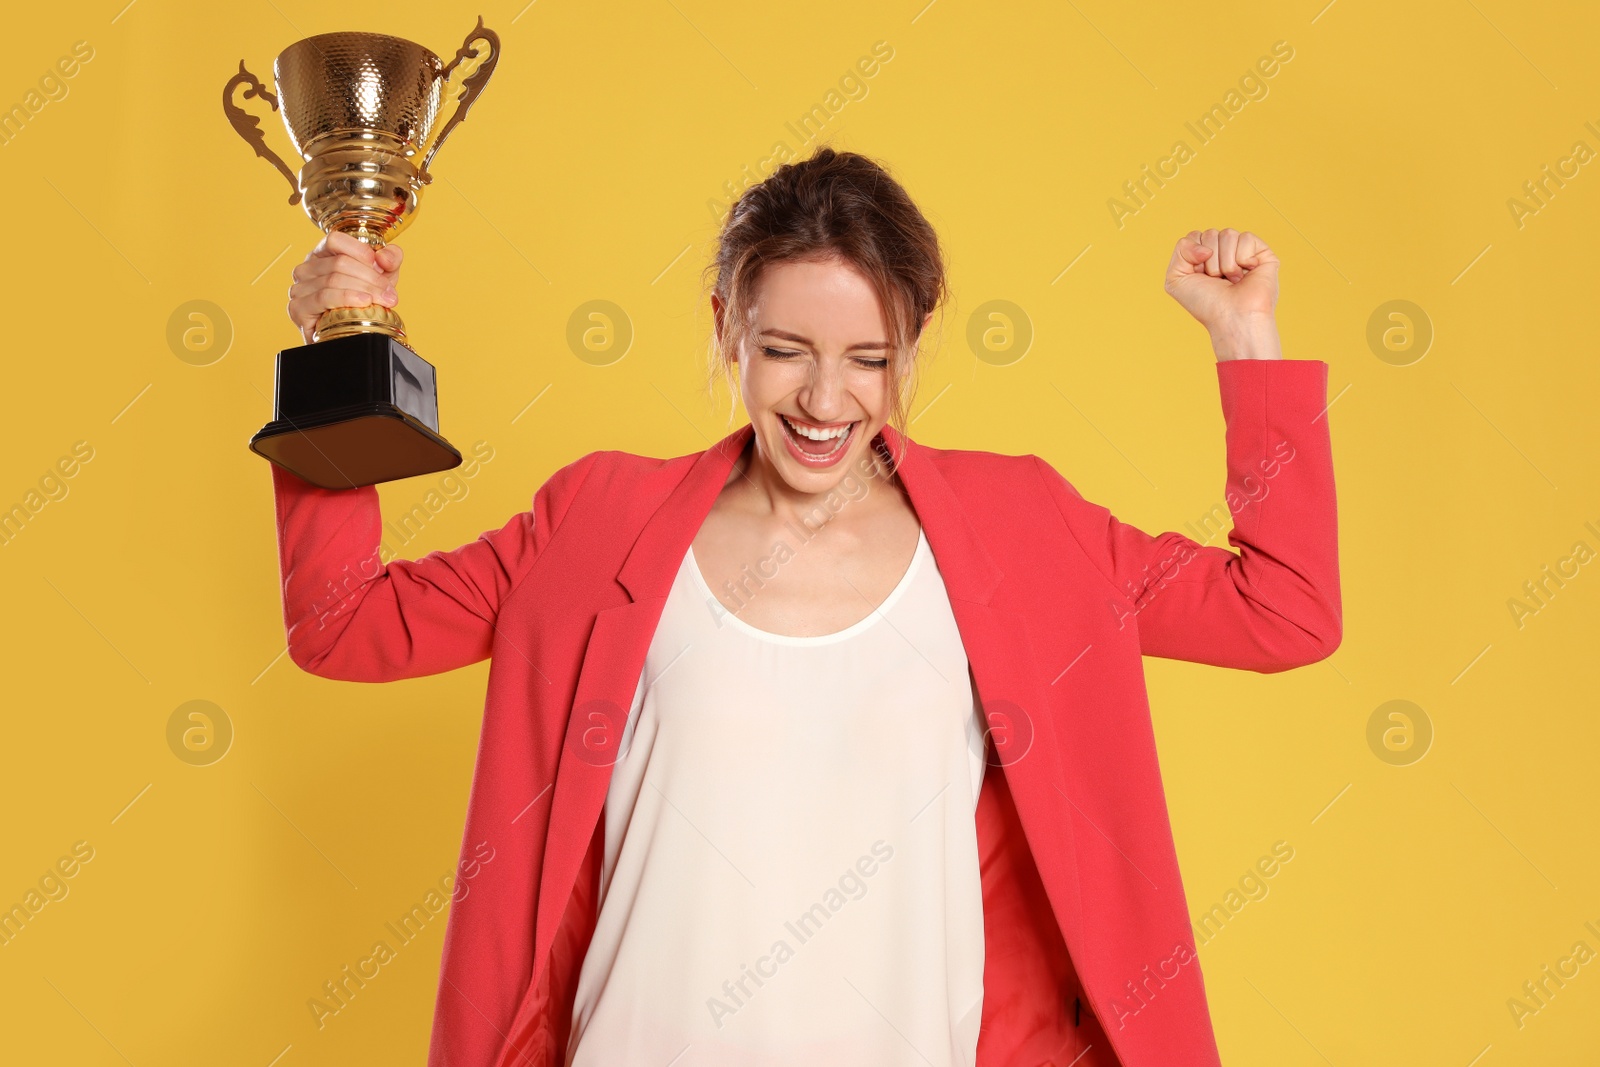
left=269, top=451, right=598, bottom=682
left=1041, top=357, right=1342, bottom=672
left=271, top=463, right=499, bottom=681
left=1135, top=357, right=1340, bottom=668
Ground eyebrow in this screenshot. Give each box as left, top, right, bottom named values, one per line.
left=760, top=329, right=890, bottom=351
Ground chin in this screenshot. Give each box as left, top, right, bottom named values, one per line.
left=763, top=414, right=876, bottom=492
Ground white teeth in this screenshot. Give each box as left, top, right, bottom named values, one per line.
left=782, top=414, right=852, bottom=441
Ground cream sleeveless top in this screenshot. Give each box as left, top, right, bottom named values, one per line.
left=564, top=526, right=989, bottom=1067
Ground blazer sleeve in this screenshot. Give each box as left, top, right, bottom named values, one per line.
left=271, top=450, right=601, bottom=682
left=1033, top=358, right=1341, bottom=673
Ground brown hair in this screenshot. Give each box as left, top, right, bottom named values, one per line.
left=700, top=145, right=947, bottom=472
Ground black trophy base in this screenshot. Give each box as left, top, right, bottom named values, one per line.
left=249, top=332, right=463, bottom=489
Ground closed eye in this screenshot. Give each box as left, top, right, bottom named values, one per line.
left=762, top=346, right=888, bottom=369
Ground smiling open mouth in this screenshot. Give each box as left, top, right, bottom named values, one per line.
left=780, top=414, right=856, bottom=464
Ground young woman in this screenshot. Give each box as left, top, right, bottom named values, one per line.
left=276, top=147, right=1340, bottom=1067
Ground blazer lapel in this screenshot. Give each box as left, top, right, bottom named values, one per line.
left=530, top=423, right=753, bottom=978
left=879, top=424, right=1088, bottom=958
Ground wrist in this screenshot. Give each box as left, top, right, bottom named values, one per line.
left=1208, top=313, right=1281, bottom=361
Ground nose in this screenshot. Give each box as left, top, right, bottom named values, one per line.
left=797, top=354, right=848, bottom=421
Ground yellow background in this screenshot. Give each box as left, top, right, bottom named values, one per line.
left=3, top=0, right=1597, bottom=1063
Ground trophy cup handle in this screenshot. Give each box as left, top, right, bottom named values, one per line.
left=223, top=61, right=303, bottom=206
left=417, top=16, right=502, bottom=184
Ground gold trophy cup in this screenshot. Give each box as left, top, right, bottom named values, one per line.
left=224, top=17, right=500, bottom=488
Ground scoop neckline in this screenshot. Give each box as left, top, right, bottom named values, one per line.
left=686, top=527, right=927, bottom=646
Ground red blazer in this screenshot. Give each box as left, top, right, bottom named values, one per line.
left=272, top=357, right=1340, bottom=1067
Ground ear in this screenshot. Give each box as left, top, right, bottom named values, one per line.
left=920, top=309, right=934, bottom=335
left=711, top=292, right=725, bottom=347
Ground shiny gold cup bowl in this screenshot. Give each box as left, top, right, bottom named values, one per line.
left=225, top=17, right=499, bottom=344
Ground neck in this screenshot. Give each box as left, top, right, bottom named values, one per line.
left=725, top=425, right=900, bottom=526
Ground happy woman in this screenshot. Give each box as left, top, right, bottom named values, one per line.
left=273, top=146, right=1340, bottom=1067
